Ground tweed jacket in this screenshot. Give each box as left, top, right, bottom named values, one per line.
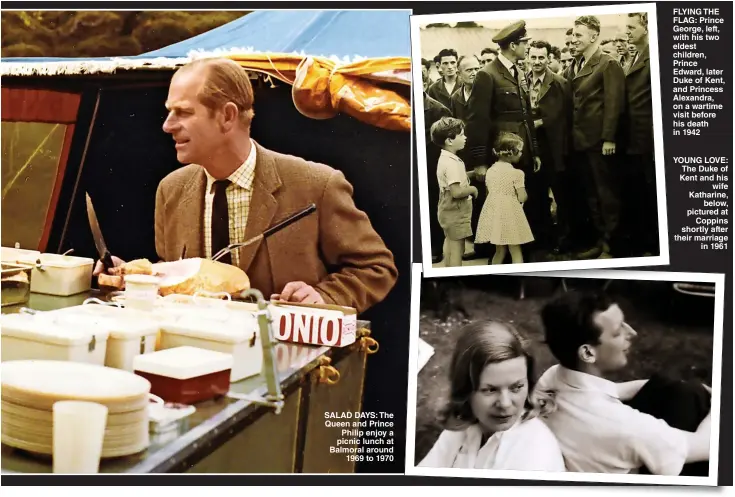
left=154, top=141, right=398, bottom=313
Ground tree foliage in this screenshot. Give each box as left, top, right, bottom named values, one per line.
left=1, top=11, right=249, bottom=57
left=455, top=21, right=482, bottom=28
left=425, top=23, right=451, bottom=28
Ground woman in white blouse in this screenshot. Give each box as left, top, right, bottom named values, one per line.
left=419, top=321, right=566, bottom=471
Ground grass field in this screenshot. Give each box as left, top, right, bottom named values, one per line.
left=413, top=276, right=716, bottom=464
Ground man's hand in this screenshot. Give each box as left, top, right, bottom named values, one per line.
left=93, top=255, right=126, bottom=276
left=474, top=165, right=488, bottom=181
left=533, top=156, right=542, bottom=172
left=602, top=141, right=616, bottom=156
left=271, top=281, right=325, bottom=305
left=533, top=119, right=543, bottom=129
left=469, top=186, right=479, bottom=199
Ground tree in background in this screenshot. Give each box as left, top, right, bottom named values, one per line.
left=454, top=21, right=481, bottom=28
left=1, top=11, right=249, bottom=57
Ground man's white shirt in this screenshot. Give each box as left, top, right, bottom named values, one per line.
left=536, top=365, right=689, bottom=475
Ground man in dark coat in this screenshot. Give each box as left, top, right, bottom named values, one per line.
left=565, top=15, right=626, bottom=258
left=424, top=86, right=452, bottom=263
left=450, top=55, right=480, bottom=123
left=427, top=48, right=461, bottom=109
left=527, top=40, right=573, bottom=256
left=465, top=20, right=542, bottom=260
left=617, top=12, right=658, bottom=256
left=450, top=55, right=482, bottom=259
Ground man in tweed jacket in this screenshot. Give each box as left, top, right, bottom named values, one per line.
left=98, top=58, right=397, bottom=313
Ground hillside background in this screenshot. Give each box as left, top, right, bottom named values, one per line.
left=1, top=11, right=248, bottom=57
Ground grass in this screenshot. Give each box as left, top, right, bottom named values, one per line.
left=413, top=276, right=716, bottom=464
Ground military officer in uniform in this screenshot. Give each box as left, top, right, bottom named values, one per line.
left=465, top=20, right=543, bottom=261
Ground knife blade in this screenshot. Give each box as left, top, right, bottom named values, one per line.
left=85, top=192, right=115, bottom=271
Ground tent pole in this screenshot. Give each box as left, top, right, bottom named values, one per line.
left=57, top=87, right=102, bottom=252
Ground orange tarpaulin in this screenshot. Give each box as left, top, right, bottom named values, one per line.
left=221, top=53, right=412, bottom=133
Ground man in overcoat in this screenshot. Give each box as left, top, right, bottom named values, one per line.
left=565, top=15, right=626, bottom=258
left=618, top=12, right=658, bottom=256
left=527, top=40, right=573, bottom=256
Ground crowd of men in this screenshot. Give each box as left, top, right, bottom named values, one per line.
left=422, top=14, right=658, bottom=264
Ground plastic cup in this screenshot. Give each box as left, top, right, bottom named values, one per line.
left=124, top=274, right=161, bottom=312
left=52, top=400, right=109, bottom=473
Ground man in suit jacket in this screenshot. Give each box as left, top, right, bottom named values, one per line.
left=450, top=55, right=480, bottom=123
left=449, top=55, right=481, bottom=259
left=566, top=15, right=626, bottom=258
left=465, top=20, right=542, bottom=260
left=617, top=12, right=658, bottom=256
left=96, top=58, right=397, bottom=314
left=427, top=48, right=461, bottom=109
left=527, top=40, right=573, bottom=256
left=424, top=91, right=453, bottom=263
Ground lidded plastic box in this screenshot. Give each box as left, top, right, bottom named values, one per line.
left=132, top=346, right=233, bottom=404
left=48, top=305, right=159, bottom=372
left=0, top=312, right=109, bottom=365
left=4, top=252, right=95, bottom=296
left=157, top=308, right=262, bottom=382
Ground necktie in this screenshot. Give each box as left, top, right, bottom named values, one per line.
left=211, top=179, right=232, bottom=265
left=575, top=57, right=585, bottom=76
left=628, top=53, right=639, bottom=73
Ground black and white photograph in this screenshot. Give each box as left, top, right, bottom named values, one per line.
left=405, top=266, right=723, bottom=485
left=412, top=3, right=669, bottom=276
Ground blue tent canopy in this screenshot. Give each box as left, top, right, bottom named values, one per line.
left=144, top=10, right=411, bottom=59
left=1, top=10, right=411, bottom=66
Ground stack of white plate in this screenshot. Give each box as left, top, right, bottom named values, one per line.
left=1, top=360, right=151, bottom=458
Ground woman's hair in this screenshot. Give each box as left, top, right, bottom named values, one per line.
left=437, top=321, right=556, bottom=431
left=492, top=132, right=524, bottom=159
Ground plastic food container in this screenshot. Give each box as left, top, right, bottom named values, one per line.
left=16, top=253, right=95, bottom=296
left=0, top=312, right=109, bottom=365
left=133, top=346, right=233, bottom=404
left=124, top=275, right=161, bottom=312
left=157, top=310, right=262, bottom=382
left=1, top=263, right=34, bottom=307
left=1, top=247, right=41, bottom=263
left=48, top=306, right=159, bottom=372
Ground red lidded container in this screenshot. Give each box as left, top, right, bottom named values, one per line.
left=132, top=346, right=233, bottom=404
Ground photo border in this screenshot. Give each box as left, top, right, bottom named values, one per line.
left=410, top=3, right=670, bottom=278
left=405, top=262, right=723, bottom=486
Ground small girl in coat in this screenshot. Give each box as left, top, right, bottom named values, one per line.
left=475, top=132, right=534, bottom=264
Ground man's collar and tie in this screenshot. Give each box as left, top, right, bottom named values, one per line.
left=204, top=138, right=257, bottom=266
left=497, top=52, right=516, bottom=75
left=496, top=52, right=529, bottom=93
left=574, top=44, right=599, bottom=76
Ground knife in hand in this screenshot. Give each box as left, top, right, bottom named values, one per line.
left=85, top=192, right=115, bottom=271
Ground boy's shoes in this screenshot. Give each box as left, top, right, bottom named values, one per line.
left=432, top=255, right=443, bottom=264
